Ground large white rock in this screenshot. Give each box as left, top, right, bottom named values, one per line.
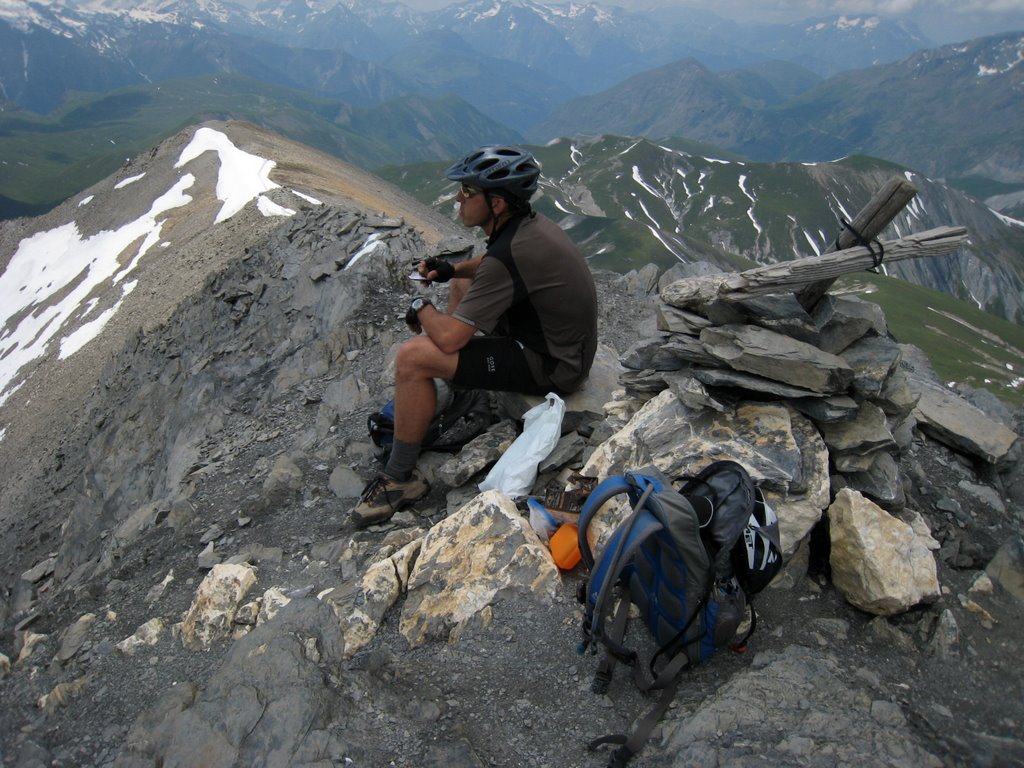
left=116, top=618, right=165, bottom=656
left=180, top=563, right=258, bottom=651
left=399, top=491, right=560, bottom=647
left=829, top=489, right=940, bottom=616
left=337, top=537, right=423, bottom=659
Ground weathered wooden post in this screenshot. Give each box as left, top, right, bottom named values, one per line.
left=796, top=176, right=919, bottom=310
left=659, top=176, right=969, bottom=317
left=661, top=227, right=969, bottom=313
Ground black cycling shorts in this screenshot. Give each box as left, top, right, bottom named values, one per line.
left=453, top=337, right=551, bottom=395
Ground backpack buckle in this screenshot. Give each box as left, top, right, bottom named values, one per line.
left=591, top=667, right=612, bottom=694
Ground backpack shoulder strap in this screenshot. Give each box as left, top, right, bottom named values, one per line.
left=579, top=473, right=666, bottom=658
left=584, top=507, right=663, bottom=655
left=578, top=470, right=665, bottom=570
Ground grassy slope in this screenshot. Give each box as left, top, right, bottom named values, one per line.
left=1, top=77, right=337, bottom=212
left=840, top=274, right=1024, bottom=408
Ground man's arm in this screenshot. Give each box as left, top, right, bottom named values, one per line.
left=419, top=255, right=483, bottom=283
left=418, top=255, right=484, bottom=316
left=414, top=304, right=477, bottom=354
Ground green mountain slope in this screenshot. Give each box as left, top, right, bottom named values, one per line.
left=838, top=274, right=1024, bottom=408
left=382, top=136, right=1023, bottom=318
left=0, top=74, right=520, bottom=218
left=755, top=33, right=1024, bottom=183
left=530, top=59, right=759, bottom=149
left=379, top=134, right=1024, bottom=407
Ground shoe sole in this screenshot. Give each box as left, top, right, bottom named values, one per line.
left=350, top=483, right=429, bottom=529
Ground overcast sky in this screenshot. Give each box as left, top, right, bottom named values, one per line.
left=398, top=0, right=1024, bottom=43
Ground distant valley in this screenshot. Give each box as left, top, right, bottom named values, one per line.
left=1, top=0, right=1020, bottom=215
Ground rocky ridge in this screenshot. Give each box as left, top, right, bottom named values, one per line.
left=0, top=123, right=1022, bottom=768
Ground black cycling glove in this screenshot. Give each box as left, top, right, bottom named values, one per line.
left=423, top=257, right=455, bottom=283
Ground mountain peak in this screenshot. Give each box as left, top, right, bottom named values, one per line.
left=0, top=121, right=451, bottom=411
left=806, top=14, right=881, bottom=33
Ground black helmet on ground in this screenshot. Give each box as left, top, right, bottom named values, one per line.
left=444, top=145, right=540, bottom=202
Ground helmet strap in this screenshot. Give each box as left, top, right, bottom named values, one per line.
left=483, top=192, right=515, bottom=237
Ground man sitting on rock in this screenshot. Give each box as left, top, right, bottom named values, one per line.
left=350, top=144, right=598, bottom=527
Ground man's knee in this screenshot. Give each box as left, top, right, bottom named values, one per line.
left=395, top=336, right=449, bottom=381
left=395, top=336, right=428, bottom=375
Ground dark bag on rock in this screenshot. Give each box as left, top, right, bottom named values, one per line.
left=576, top=460, right=781, bottom=767
left=677, top=459, right=783, bottom=598
left=367, top=388, right=492, bottom=462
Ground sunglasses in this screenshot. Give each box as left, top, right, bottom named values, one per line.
left=459, top=183, right=483, bottom=199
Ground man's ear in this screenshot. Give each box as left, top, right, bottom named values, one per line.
left=489, top=195, right=509, bottom=215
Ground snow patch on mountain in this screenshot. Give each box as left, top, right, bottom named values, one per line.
left=0, top=127, right=305, bottom=406
left=738, top=174, right=762, bottom=237
left=176, top=127, right=284, bottom=223
left=0, top=0, right=47, bottom=31
left=977, top=39, right=1024, bottom=76
left=114, top=173, right=145, bottom=189
left=816, top=16, right=881, bottom=33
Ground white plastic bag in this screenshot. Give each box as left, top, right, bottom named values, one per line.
left=479, top=393, right=565, bottom=498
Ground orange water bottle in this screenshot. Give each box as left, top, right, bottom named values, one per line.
left=549, top=523, right=582, bottom=570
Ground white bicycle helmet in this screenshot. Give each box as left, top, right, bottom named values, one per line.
left=444, top=145, right=540, bottom=201
left=733, top=488, right=782, bottom=593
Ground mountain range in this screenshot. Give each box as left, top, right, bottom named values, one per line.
left=0, top=0, right=940, bottom=163
left=1, top=0, right=1022, bottom=331
left=380, top=137, right=1024, bottom=325
left=1, top=1, right=1019, bottom=200
left=535, top=32, right=1024, bottom=185
left=0, top=0, right=932, bottom=121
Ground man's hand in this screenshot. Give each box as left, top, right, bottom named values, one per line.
left=417, top=257, right=455, bottom=283
left=405, top=304, right=423, bottom=334
left=406, top=297, right=432, bottom=335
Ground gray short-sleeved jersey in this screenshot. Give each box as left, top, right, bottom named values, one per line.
left=453, top=211, right=598, bottom=393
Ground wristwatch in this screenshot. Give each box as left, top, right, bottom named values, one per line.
left=410, top=297, right=432, bottom=313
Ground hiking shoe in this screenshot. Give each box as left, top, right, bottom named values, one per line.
left=350, top=470, right=429, bottom=528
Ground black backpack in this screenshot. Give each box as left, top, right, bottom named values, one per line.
left=576, top=460, right=782, bottom=767
left=677, top=460, right=783, bottom=599
left=367, top=388, right=492, bottom=462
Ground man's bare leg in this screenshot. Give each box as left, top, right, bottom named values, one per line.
left=350, top=335, right=460, bottom=526
left=387, top=335, right=459, bottom=473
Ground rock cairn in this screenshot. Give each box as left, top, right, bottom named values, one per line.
left=588, top=260, right=1021, bottom=615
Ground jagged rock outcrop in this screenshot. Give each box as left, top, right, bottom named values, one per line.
left=912, top=378, right=1020, bottom=463
left=180, top=564, right=258, bottom=652
left=618, top=271, right=1019, bottom=610
left=662, top=644, right=945, bottom=767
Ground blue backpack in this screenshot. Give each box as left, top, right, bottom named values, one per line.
left=576, top=460, right=782, bottom=767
